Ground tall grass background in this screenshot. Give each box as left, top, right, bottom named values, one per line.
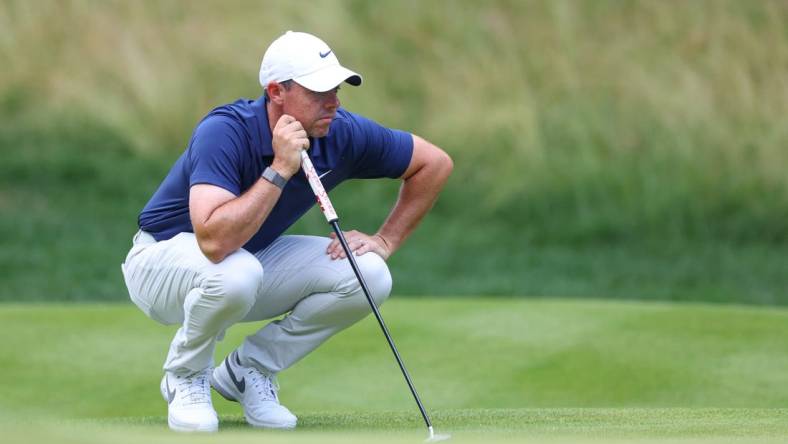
left=1, top=0, right=786, bottom=303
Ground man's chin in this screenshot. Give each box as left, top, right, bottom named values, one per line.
left=310, top=125, right=331, bottom=138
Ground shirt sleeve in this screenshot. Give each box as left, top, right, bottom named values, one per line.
left=187, top=116, right=244, bottom=196
left=347, top=112, right=414, bottom=179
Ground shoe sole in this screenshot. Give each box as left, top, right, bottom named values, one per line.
left=168, top=415, right=218, bottom=433
left=246, top=415, right=297, bottom=430
left=211, top=368, right=297, bottom=430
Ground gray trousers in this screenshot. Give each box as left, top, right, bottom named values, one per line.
left=121, top=231, right=391, bottom=374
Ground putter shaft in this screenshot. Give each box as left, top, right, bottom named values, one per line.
left=299, top=150, right=434, bottom=430
left=329, top=219, right=433, bottom=430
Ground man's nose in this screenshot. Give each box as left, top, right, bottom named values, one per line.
left=325, top=92, right=340, bottom=109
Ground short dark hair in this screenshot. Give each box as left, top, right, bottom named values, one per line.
left=263, top=80, right=293, bottom=99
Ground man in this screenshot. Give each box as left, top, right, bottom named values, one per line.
left=121, top=31, right=452, bottom=432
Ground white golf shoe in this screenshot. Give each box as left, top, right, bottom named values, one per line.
left=160, top=368, right=219, bottom=432
left=211, top=351, right=297, bottom=429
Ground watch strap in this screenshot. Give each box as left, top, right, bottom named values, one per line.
left=261, top=166, right=288, bottom=189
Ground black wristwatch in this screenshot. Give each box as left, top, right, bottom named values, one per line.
left=261, top=166, right=288, bottom=189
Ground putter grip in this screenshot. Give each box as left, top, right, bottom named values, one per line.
left=300, top=150, right=339, bottom=223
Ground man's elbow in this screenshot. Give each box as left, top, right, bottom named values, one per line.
left=196, top=235, right=229, bottom=264
left=440, top=149, right=454, bottom=177
left=202, top=245, right=227, bottom=264
left=433, top=147, right=454, bottom=183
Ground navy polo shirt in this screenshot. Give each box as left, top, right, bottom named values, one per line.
left=138, top=96, right=414, bottom=252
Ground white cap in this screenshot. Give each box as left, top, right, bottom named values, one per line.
left=259, top=31, right=362, bottom=92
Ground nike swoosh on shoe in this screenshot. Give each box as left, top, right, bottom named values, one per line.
left=166, top=378, right=176, bottom=404
left=226, top=355, right=246, bottom=393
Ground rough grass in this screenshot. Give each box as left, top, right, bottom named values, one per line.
left=1, top=1, right=787, bottom=302
left=0, top=118, right=786, bottom=303
left=1, top=0, right=787, bottom=242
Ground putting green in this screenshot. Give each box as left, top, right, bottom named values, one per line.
left=4, top=409, right=788, bottom=443
left=1, top=298, right=787, bottom=442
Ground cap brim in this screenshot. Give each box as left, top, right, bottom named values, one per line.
left=293, top=65, right=362, bottom=92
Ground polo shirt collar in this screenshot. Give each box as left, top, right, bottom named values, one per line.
left=252, top=96, right=274, bottom=157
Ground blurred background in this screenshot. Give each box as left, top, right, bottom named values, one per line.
left=1, top=0, right=786, bottom=304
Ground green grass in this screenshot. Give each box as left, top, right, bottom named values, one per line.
left=0, top=118, right=786, bottom=304
left=1, top=298, right=787, bottom=442
left=4, top=409, right=788, bottom=444
left=1, top=1, right=788, bottom=302
left=2, top=0, right=787, bottom=243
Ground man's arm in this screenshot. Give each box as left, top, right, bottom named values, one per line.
left=326, top=134, right=453, bottom=260
left=190, top=181, right=282, bottom=263
left=191, top=114, right=308, bottom=263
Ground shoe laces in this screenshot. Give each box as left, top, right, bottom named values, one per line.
left=175, top=368, right=212, bottom=405
left=245, top=366, right=280, bottom=402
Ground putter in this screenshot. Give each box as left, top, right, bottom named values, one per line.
left=300, top=150, right=450, bottom=443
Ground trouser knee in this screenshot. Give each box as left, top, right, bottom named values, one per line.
left=340, top=253, right=392, bottom=311
left=200, top=250, right=262, bottom=317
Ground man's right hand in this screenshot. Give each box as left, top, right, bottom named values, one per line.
left=271, top=114, right=309, bottom=179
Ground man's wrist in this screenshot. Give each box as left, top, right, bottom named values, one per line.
left=374, top=232, right=396, bottom=252
left=261, top=166, right=289, bottom=189
left=269, top=160, right=294, bottom=180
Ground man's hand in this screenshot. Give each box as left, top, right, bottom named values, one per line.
left=271, top=114, right=309, bottom=179
left=326, top=230, right=393, bottom=260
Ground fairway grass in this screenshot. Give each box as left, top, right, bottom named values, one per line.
left=1, top=298, right=787, bottom=442
left=5, top=409, right=788, bottom=444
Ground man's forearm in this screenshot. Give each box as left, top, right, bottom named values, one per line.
left=198, top=178, right=283, bottom=262
left=376, top=153, right=453, bottom=255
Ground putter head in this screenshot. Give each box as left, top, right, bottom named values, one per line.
left=425, top=426, right=451, bottom=442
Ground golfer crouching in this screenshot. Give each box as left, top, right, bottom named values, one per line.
left=120, top=31, right=452, bottom=432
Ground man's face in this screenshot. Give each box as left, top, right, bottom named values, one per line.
left=280, top=82, right=341, bottom=138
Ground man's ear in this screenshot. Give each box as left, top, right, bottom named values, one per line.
left=267, top=82, right=285, bottom=105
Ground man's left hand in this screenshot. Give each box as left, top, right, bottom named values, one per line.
left=326, top=230, right=392, bottom=261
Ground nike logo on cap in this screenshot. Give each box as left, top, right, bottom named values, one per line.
left=319, top=50, right=332, bottom=58
left=226, top=352, right=245, bottom=393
